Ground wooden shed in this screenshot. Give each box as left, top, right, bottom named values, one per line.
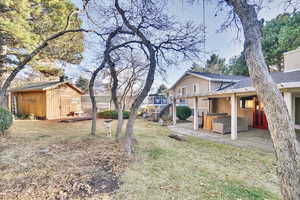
left=9, top=81, right=84, bottom=120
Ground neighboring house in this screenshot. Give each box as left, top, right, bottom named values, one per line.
left=9, top=79, right=84, bottom=120
left=169, top=47, right=300, bottom=140
left=81, top=94, right=138, bottom=113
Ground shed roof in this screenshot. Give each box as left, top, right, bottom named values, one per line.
left=10, top=81, right=84, bottom=94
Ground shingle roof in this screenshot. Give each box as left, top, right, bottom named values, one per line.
left=228, top=70, right=300, bottom=90
left=188, top=70, right=246, bottom=82
left=10, top=81, right=61, bottom=92
left=10, top=81, right=84, bottom=94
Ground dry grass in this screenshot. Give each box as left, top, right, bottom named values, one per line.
left=0, top=119, right=281, bottom=200
left=0, top=119, right=128, bottom=200
left=114, top=120, right=280, bottom=200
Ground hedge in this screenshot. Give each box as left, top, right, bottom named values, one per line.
left=176, top=106, right=192, bottom=120
left=98, top=110, right=130, bottom=119
left=0, top=107, right=13, bottom=133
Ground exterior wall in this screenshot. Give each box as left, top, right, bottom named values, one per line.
left=214, top=97, right=253, bottom=126
left=170, top=75, right=211, bottom=113
left=12, top=91, right=47, bottom=118
left=46, top=85, right=82, bottom=119
left=173, top=75, right=209, bottom=96
left=284, top=48, right=300, bottom=72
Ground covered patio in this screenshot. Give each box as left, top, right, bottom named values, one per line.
left=169, top=122, right=300, bottom=152
left=171, top=83, right=300, bottom=142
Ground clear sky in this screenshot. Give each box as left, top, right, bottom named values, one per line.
left=70, top=0, right=288, bottom=89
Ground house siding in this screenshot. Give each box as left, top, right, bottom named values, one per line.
left=12, top=91, right=47, bottom=118
left=46, top=85, right=82, bottom=120
left=170, top=75, right=210, bottom=113
left=214, top=97, right=253, bottom=126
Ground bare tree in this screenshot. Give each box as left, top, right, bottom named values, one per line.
left=108, top=52, right=148, bottom=141
left=114, top=0, right=203, bottom=156
left=220, top=0, right=300, bottom=199
left=83, top=0, right=202, bottom=148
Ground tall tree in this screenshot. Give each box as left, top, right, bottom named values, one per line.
left=191, top=54, right=226, bottom=74
left=262, top=12, right=300, bottom=71
left=222, top=0, right=300, bottom=199
left=226, top=52, right=249, bottom=76
left=115, top=0, right=203, bottom=156
left=75, top=76, right=89, bottom=93
left=205, top=54, right=226, bottom=73
left=0, top=0, right=84, bottom=108
left=108, top=53, right=147, bottom=141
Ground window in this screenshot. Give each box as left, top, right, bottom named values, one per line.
left=179, top=98, right=186, bottom=103
left=182, top=87, right=186, bottom=96
left=177, top=88, right=181, bottom=95
left=240, top=99, right=254, bottom=109
left=193, top=84, right=197, bottom=93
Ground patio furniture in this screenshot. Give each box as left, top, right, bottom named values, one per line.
left=203, top=113, right=228, bottom=130
left=212, top=116, right=248, bottom=134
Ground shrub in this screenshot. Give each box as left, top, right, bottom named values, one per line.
left=98, top=110, right=130, bottom=119
left=176, top=106, right=192, bottom=120
left=0, top=107, right=13, bottom=134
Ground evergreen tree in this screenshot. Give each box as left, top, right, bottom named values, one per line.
left=226, top=52, right=249, bottom=76
left=75, top=76, right=89, bottom=93
left=262, top=12, right=300, bottom=71
left=0, top=0, right=84, bottom=76
left=156, top=84, right=167, bottom=94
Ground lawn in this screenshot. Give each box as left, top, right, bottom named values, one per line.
left=0, top=119, right=280, bottom=200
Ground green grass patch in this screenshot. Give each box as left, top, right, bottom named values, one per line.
left=219, top=180, right=279, bottom=200
left=148, top=146, right=166, bottom=160
left=115, top=120, right=279, bottom=200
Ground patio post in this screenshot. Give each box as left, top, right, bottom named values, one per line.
left=193, top=97, right=199, bottom=130
left=231, top=94, right=238, bottom=140
left=172, top=97, right=177, bottom=126
left=283, top=92, right=293, bottom=121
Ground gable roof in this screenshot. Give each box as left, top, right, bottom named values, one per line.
left=10, top=81, right=84, bottom=94
left=227, top=70, right=300, bottom=90
left=167, top=70, right=247, bottom=91
left=188, top=71, right=246, bottom=82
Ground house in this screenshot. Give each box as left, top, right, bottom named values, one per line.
left=9, top=79, right=84, bottom=120
left=168, top=47, right=300, bottom=140
left=81, top=94, right=138, bottom=113
left=166, top=70, right=246, bottom=118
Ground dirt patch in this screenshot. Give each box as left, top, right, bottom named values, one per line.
left=0, top=120, right=129, bottom=200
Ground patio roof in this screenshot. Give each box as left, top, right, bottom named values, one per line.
left=173, top=70, right=300, bottom=99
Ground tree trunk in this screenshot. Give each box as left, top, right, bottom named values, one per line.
left=108, top=56, right=124, bottom=141
left=115, top=0, right=158, bottom=157
left=89, top=74, right=97, bottom=136
left=116, top=106, right=124, bottom=141
left=225, top=0, right=300, bottom=199
left=124, top=108, right=138, bottom=156
left=0, top=90, right=8, bottom=109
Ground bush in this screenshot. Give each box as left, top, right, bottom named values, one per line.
left=98, top=110, right=130, bottom=119
left=176, top=106, right=192, bottom=120
left=0, top=107, right=13, bottom=133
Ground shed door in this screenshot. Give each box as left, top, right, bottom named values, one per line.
left=60, top=95, right=72, bottom=118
